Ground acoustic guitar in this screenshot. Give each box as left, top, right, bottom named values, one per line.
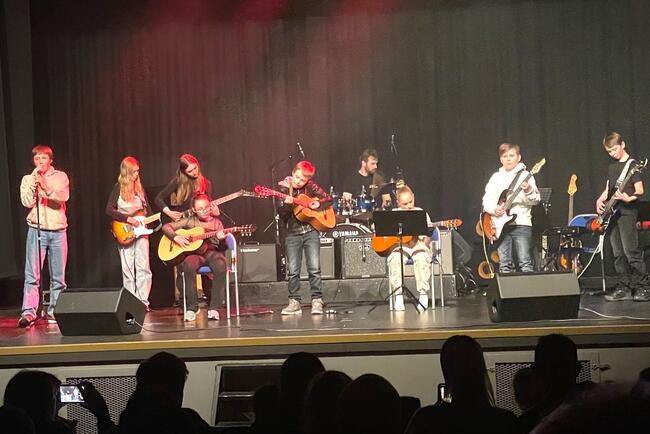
left=371, top=218, right=462, bottom=256
left=111, top=212, right=161, bottom=246
left=158, top=225, right=256, bottom=266
left=481, top=158, right=546, bottom=243
left=254, top=185, right=336, bottom=232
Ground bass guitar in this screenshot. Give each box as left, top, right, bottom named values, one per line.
left=158, top=224, right=256, bottom=265
left=589, top=158, right=647, bottom=232
left=111, top=212, right=161, bottom=246
left=481, top=158, right=546, bottom=243
left=254, top=185, right=336, bottom=232
left=161, top=189, right=259, bottom=223
left=371, top=218, right=462, bottom=256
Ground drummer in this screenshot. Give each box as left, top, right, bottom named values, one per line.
left=342, top=148, right=392, bottom=211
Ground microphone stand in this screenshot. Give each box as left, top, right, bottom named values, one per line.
left=33, top=178, right=46, bottom=324
left=265, top=154, right=293, bottom=280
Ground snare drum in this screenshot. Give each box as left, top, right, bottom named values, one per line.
left=323, top=222, right=371, bottom=239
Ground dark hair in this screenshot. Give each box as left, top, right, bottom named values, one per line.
left=440, top=335, right=494, bottom=406
left=136, top=352, right=188, bottom=397
left=172, top=154, right=208, bottom=205
left=4, top=370, right=60, bottom=422
left=360, top=148, right=378, bottom=163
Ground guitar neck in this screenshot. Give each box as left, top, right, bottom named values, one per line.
left=143, top=213, right=161, bottom=225
left=212, top=192, right=242, bottom=207
left=504, top=172, right=534, bottom=209
left=269, top=189, right=311, bottom=208
left=567, top=196, right=574, bottom=225
left=191, top=227, right=239, bottom=241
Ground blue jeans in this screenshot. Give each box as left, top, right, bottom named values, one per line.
left=285, top=230, right=322, bottom=300
left=497, top=225, right=534, bottom=273
left=22, top=227, right=68, bottom=317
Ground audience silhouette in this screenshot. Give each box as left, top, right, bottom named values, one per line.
left=405, top=334, right=517, bottom=434
left=1, top=338, right=646, bottom=434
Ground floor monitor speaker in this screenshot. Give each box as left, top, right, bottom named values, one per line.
left=54, top=287, right=145, bottom=335
left=488, top=271, right=580, bottom=322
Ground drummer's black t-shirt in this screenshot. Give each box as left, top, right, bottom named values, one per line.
left=343, top=171, right=374, bottom=198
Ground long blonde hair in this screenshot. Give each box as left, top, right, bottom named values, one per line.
left=118, top=156, right=144, bottom=202
left=172, top=153, right=207, bottom=205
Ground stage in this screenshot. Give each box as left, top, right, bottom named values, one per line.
left=1, top=280, right=649, bottom=368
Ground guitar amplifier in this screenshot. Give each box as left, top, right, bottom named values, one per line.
left=238, top=243, right=278, bottom=282
left=299, top=237, right=335, bottom=280
left=337, top=235, right=387, bottom=279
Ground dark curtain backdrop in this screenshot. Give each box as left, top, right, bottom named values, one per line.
left=26, top=0, right=649, bottom=290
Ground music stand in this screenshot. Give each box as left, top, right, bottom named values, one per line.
left=373, top=210, right=430, bottom=312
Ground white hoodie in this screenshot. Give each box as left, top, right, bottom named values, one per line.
left=482, top=162, right=540, bottom=226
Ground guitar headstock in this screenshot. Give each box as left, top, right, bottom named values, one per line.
left=530, top=158, right=546, bottom=175
left=632, top=158, right=648, bottom=174
left=567, top=174, right=578, bottom=196
left=443, top=218, right=462, bottom=229
left=254, top=185, right=274, bottom=198
left=239, top=189, right=264, bottom=198
left=236, top=224, right=258, bottom=237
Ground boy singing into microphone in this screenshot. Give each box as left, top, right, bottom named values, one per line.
left=18, top=145, right=70, bottom=327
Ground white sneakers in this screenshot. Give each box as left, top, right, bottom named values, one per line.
left=281, top=299, right=302, bottom=315
left=393, top=295, right=406, bottom=311
left=418, top=294, right=429, bottom=312
left=392, top=294, right=430, bottom=312
left=184, top=309, right=198, bottom=322
left=311, top=298, right=324, bottom=315
left=281, top=298, right=325, bottom=315
left=207, top=309, right=220, bottom=320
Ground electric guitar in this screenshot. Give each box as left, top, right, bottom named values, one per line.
left=371, top=218, right=462, bottom=256
left=111, top=212, right=161, bottom=246
left=254, top=185, right=336, bottom=232
left=161, top=189, right=258, bottom=223
left=481, top=158, right=546, bottom=243
left=567, top=174, right=577, bottom=225
left=589, top=158, right=648, bottom=232
left=158, top=224, right=256, bottom=265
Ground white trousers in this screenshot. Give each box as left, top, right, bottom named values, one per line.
left=388, top=242, right=431, bottom=295
left=118, top=237, right=152, bottom=303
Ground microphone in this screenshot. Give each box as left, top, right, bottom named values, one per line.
left=390, top=133, right=396, bottom=155
left=297, top=142, right=305, bottom=159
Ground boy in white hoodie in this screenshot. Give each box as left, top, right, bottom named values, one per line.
left=482, top=143, right=540, bottom=273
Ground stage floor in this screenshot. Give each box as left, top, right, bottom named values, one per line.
left=1, top=290, right=650, bottom=367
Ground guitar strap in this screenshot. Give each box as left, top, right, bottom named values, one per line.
left=507, top=169, right=525, bottom=192
left=614, top=158, right=635, bottom=190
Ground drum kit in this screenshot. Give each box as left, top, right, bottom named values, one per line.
left=330, top=185, right=387, bottom=232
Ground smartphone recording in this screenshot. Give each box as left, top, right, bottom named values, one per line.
left=59, top=384, right=84, bottom=403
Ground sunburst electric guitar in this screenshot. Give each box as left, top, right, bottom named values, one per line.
left=254, top=185, right=336, bottom=232
left=111, top=212, right=161, bottom=246
left=158, top=225, right=256, bottom=266
left=371, top=219, right=463, bottom=256
left=481, top=158, right=546, bottom=243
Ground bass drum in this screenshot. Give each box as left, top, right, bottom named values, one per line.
left=323, top=222, right=371, bottom=239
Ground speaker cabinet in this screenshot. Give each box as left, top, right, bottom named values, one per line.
left=488, top=271, right=580, bottom=322
left=238, top=243, right=278, bottom=282
left=337, top=235, right=387, bottom=279
left=54, top=288, right=146, bottom=335
left=432, top=228, right=455, bottom=274
left=299, top=237, right=335, bottom=280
